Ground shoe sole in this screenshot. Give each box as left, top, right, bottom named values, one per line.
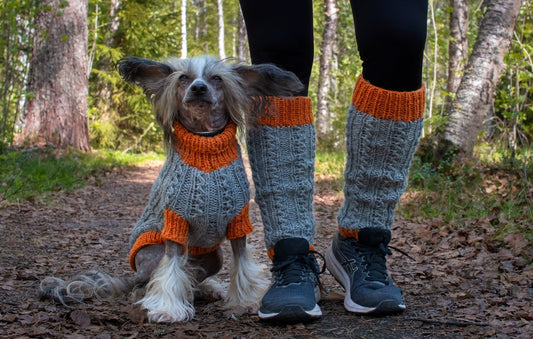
left=258, top=304, right=322, bottom=323
left=326, top=246, right=406, bottom=315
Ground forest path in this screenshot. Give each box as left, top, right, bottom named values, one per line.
left=0, top=160, right=531, bottom=338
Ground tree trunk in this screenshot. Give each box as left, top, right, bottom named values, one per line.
left=236, top=5, right=247, bottom=62
left=443, top=0, right=521, bottom=156
left=181, top=0, right=188, bottom=58
left=446, top=0, right=469, bottom=109
left=316, top=0, right=338, bottom=142
left=217, top=0, right=225, bottom=59
left=19, top=0, right=90, bottom=151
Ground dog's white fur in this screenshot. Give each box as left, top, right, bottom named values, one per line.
left=139, top=245, right=196, bottom=322
left=225, top=245, right=269, bottom=310
left=139, top=240, right=269, bottom=322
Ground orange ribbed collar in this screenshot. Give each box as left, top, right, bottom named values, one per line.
left=172, top=121, right=239, bottom=172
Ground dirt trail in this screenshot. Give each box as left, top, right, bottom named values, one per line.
left=0, top=160, right=531, bottom=338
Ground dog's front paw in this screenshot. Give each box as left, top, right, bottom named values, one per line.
left=145, top=304, right=195, bottom=323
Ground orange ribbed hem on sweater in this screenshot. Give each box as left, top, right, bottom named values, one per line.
left=173, top=121, right=239, bottom=172
left=226, top=203, right=254, bottom=239
left=267, top=244, right=316, bottom=261
left=352, top=75, right=425, bottom=122
left=162, top=209, right=189, bottom=245
left=129, top=231, right=164, bottom=271
left=128, top=230, right=224, bottom=271
left=258, top=97, right=314, bottom=127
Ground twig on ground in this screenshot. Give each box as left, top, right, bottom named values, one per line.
left=406, top=317, right=489, bottom=327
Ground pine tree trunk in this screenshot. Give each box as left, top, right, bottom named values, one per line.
left=316, top=0, right=338, bottom=142
left=19, top=0, right=90, bottom=151
left=446, top=0, right=469, bottom=110
left=443, top=0, right=521, bottom=156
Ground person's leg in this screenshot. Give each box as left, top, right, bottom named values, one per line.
left=326, top=0, right=428, bottom=314
left=239, top=0, right=322, bottom=323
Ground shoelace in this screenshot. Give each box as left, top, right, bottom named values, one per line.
left=346, top=239, right=414, bottom=285
left=272, top=250, right=326, bottom=286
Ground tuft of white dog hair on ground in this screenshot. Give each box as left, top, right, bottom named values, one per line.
left=224, top=246, right=269, bottom=313
left=137, top=253, right=195, bottom=323
left=40, top=270, right=131, bottom=305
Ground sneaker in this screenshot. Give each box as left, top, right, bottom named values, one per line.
left=326, top=228, right=405, bottom=315
left=258, top=238, right=324, bottom=323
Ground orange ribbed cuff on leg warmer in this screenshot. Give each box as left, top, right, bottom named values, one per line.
left=352, top=75, right=425, bottom=122
left=129, top=231, right=164, bottom=271
left=258, top=97, right=314, bottom=127
left=267, top=244, right=316, bottom=261
left=339, top=228, right=360, bottom=241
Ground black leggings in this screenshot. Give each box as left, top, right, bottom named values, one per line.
left=239, top=0, right=428, bottom=94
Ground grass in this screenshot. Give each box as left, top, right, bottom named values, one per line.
left=0, top=149, right=164, bottom=203
left=315, top=150, right=346, bottom=192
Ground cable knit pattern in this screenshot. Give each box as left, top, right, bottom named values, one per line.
left=129, top=121, right=252, bottom=270
left=247, top=96, right=316, bottom=250
left=337, top=77, right=424, bottom=231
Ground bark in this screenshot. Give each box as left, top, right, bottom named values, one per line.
left=443, top=0, right=522, bottom=156
left=316, top=0, right=338, bottom=141
left=446, top=0, right=470, bottom=109
left=19, top=0, right=90, bottom=151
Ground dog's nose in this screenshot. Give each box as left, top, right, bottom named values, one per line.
left=190, top=81, right=208, bottom=96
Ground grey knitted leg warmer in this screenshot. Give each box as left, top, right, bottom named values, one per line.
left=247, top=97, right=316, bottom=251
left=337, top=76, right=425, bottom=235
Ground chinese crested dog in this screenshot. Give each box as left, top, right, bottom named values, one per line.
left=40, top=56, right=303, bottom=323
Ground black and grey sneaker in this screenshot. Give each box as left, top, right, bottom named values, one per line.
left=326, top=228, right=405, bottom=315
left=258, top=238, right=324, bottom=323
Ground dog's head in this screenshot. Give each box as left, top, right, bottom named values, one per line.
left=117, top=56, right=303, bottom=145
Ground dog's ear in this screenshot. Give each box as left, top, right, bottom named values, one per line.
left=233, top=64, right=304, bottom=97
left=117, top=57, right=174, bottom=98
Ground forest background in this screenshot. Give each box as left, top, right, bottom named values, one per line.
left=0, top=0, right=532, bottom=242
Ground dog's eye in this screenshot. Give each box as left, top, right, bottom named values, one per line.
left=211, top=75, right=222, bottom=82
left=179, top=74, right=190, bottom=82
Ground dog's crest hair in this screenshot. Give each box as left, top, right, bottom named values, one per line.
left=118, top=55, right=304, bottom=148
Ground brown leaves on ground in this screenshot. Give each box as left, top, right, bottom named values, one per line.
left=0, top=160, right=531, bottom=338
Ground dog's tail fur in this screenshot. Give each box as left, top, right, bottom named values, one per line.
left=39, top=270, right=134, bottom=306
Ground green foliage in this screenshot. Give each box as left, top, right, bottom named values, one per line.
left=0, top=0, right=39, bottom=152
left=0, top=149, right=163, bottom=202
left=315, top=150, right=346, bottom=192
left=492, top=1, right=533, bottom=160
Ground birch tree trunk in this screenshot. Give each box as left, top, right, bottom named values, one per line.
left=316, top=0, right=338, bottom=142
left=181, top=0, right=188, bottom=58
left=236, top=5, right=247, bottom=62
left=217, top=0, right=225, bottom=59
left=19, top=0, right=90, bottom=151
left=443, top=0, right=521, bottom=156
left=446, top=0, right=469, bottom=109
